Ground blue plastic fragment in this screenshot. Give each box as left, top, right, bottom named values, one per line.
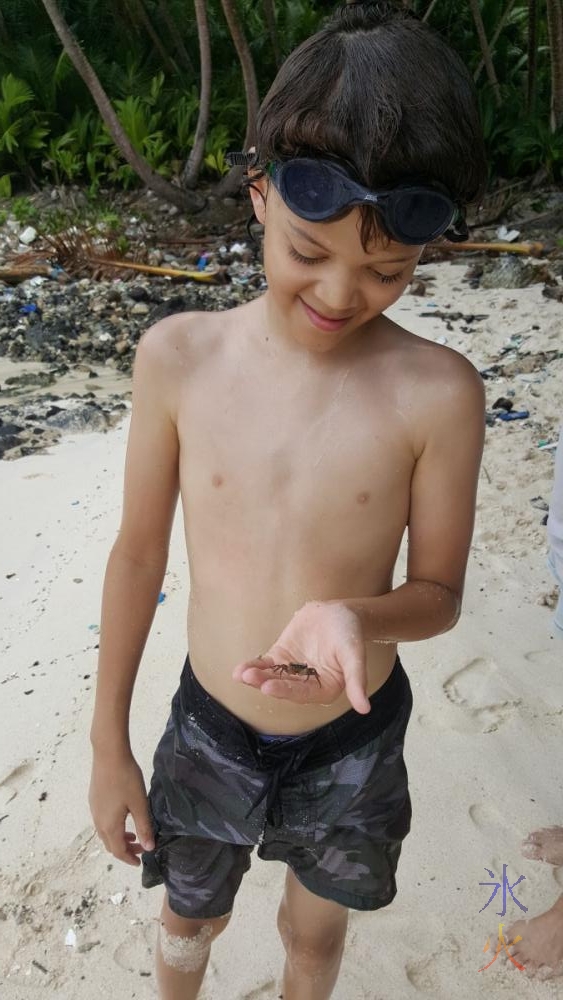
left=196, top=254, right=209, bottom=271
left=158, top=592, right=166, bottom=603
left=19, top=303, right=40, bottom=314
left=497, top=410, right=529, bottom=421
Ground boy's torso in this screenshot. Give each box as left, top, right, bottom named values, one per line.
left=163, top=295, right=451, bottom=733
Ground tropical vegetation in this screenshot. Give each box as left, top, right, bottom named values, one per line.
left=0, top=0, right=561, bottom=204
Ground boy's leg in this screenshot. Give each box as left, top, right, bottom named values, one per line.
left=156, top=893, right=231, bottom=1000
left=277, top=868, right=349, bottom=1000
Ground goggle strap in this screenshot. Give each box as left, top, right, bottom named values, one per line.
left=226, top=150, right=259, bottom=169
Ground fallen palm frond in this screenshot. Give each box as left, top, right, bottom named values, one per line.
left=0, top=228, right=228, bottom=283
left=44, top=228, right=229, bottom=281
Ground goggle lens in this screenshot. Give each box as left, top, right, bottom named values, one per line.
left=270, top=159, right=460, bottom=245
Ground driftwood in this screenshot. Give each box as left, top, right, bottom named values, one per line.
left=0, top=264, right=55, bottom=284
left=87, top=256, right=229, bottom=283
left=439, top=239, right=544, bottom=257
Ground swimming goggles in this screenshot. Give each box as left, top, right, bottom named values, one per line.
left=227, top=151, right=468, bottom=245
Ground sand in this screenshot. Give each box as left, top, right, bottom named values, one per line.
left=1, top=259, right=562, bottom=999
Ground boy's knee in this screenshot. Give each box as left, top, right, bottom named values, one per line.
left=159, top=912, right=231, bottom=973
left=277, top=904, right=346, bottom=973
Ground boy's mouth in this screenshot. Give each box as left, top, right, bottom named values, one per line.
left=299, top=298, right=353, bottom=332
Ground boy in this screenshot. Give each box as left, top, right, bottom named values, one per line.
left=89, top=3, right=487, bottom=998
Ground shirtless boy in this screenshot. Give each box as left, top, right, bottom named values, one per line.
left=89, top=4, right=487, bottom=998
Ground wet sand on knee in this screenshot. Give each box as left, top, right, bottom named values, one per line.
left=1, top=260, right=562, bottom=998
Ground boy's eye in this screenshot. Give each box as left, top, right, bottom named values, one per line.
left=288, top=244, right=403, bottom=284
left=372, top=270, right=402, bottom=285
left=288, top=246, right=321, bottom=266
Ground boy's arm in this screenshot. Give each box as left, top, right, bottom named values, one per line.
left=339, top=355, right=485, bottom=641
left=89, top=319, right=181, bottom=863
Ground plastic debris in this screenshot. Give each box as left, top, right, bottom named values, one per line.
left=19, top=226, right=38, bottom=245
left=496, top=226, right=520, bottom=242
left=109, top=892, right=125, bottom=905
left=158, top=592, right=166, bottom=604
left=538, top=440, right=559, bottom=450
left=497, top=410, right=529, bottom=421
left=65, top=928, right=77, bottom=948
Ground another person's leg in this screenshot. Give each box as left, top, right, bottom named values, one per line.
left=506, top=826, right=563, bottom=978
left=277, top=868, right=349, bottom=1000
left=156, top=893, right=231, bottom=1000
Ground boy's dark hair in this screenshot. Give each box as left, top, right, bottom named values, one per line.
left=253, top=1, right=487, bottom=248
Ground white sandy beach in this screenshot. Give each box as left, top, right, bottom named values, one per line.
left=1, top=259, right=562, bottom=999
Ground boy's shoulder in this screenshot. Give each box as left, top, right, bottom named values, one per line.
left=381, top=315, right=484, bottom=395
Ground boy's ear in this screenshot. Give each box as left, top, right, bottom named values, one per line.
left=248, top=173, right=267, bottom=225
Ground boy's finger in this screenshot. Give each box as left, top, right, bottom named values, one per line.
left=131, top=811, right=155, bottom=852
left=232, top=657, right=275, bottom=682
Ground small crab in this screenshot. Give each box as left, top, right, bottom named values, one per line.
left=272, top=662, right=321, bottom=686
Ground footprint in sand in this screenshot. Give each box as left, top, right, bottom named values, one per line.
left=0, top=759, right=34, bottom=808
left=442, top=658, right=522, bottom=733
left=113, top=923, right=155, bottom=972
left=405, top=935, right=461, bottom=993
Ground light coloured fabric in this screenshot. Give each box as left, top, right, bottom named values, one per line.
left=547, top=425, right=563, bottom=637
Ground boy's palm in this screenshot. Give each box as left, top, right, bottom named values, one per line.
left=232, top=601, right=371, bottom=714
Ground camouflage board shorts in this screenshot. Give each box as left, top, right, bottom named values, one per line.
left=141, top=653, right=412, bottom=918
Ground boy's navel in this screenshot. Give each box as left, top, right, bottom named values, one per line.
left=356, top=492, right=370, bottom=504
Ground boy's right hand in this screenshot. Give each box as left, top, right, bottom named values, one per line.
left=89, top=751, right=155, bottom=866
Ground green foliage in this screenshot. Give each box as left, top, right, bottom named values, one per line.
left=0, top=73, right=49, bottom=180
left=0, top=0, right=559, bottom=193
left=11, top=195, right=38, bottom=224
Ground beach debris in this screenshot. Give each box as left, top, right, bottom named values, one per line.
left=19, top=226, right=38, bottom=245
left=77, top=940, right=101, bottom=954
left=109, top=892, right=125, bottom=905
left=408, top=278, right=427, bottom=296
left=496, top=409, right=530, bottom=421
left=38, top=791, right=47, bottom=801
left=480, top=257, right=538, bottom=289
left=65, top=928, right=77, bottom=948
left=492, top=397, right=513, bottom=411
left=438, top=239, right=544, bottom=257
left=158, top=592, right=166, bottom=604
left=496, top=226, right=520, bottom=242
left=530, top=497, right=549, bottom=511
left=538, top=440, right=559, bottom=450
left=31, top=959, right=48, bottom=973
left=542, top=285, right=563, bottom=302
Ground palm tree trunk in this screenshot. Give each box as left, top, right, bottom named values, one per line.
left=125, top=0, right=177, bottom=76
left=0, top=9, right=8, bottom=45
left=216, top=0, right=260, bottom=196
left=158, top=0, right=195, bottom=73
left=181, top=0, right=212, bottom=188
left=546, top=0, right=563, bottom=129
left=474, top=0, right=517, bottom=82
left=527, top=0, right=538, bottom=113
left=468, top=0, right=502, bottom=107
left=40, top=0, right=204, bottom=211
left=263, top=0, right=282, bottom=68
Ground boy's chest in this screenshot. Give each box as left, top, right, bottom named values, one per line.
left=177, top=358, right=415, bottom=545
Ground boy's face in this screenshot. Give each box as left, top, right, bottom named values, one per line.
left=250, top=177, right=423, bottom=354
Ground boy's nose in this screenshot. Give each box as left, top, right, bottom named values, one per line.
left=316, top=276, right=359, bottom=315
